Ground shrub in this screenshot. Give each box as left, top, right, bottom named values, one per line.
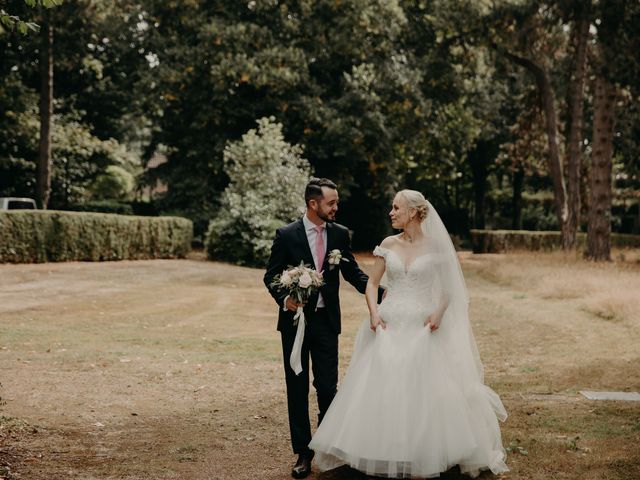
left=90, top=165, right=136, bottom=201
left=206, top=117, right=311, bottom=267
left=68, top=200, right=134, bottom=215
left=470, top=229, right=640, bottom=254
left=0, top=210, right=192, bottom=263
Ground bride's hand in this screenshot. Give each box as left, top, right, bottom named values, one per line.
left=425, top=312, right=443, bottom=332
left=370, top=314, right=387, bottom=332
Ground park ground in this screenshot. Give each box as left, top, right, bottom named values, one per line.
left=0, top=250, right=639, bottom=480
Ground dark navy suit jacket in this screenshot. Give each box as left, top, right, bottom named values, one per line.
left=263, top=218, right=380, bottom=334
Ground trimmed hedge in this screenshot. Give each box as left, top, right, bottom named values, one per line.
left=0, top=210, right=193, bottom=263
left=470, top=229, right=640, bottom=254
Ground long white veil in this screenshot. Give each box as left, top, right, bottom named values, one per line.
left=422, top=201, right=477, bottom=372
left=422, top=200, right=507, bottom=421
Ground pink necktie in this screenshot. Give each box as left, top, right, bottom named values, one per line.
left=314, top=225, right=326, bottom=272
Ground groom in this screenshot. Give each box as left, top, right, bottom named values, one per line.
left=264, top=178, right=382, bottom=478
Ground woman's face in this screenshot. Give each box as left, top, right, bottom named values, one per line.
left=389, top=194, right=412, bottom=230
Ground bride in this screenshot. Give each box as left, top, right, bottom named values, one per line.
left=309, top=190, right=508, bottom=478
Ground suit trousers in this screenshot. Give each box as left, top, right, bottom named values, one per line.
left=280, top=307, right=338, bottom=454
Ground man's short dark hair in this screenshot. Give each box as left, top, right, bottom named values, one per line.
left=305, top=177, right=337, bottom=206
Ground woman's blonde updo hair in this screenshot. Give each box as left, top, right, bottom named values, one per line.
left=397, top=189, right=429, bottom=222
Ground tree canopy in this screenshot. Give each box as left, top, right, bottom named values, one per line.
left=1, top=0, right=638, bottom=259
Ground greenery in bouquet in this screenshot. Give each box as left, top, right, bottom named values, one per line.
left=270, top=262, right=324, bottom=305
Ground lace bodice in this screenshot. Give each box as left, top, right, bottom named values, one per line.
left=373, top=245, right=445, bottom=315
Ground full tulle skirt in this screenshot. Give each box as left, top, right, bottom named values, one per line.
left=309, top=310, right=508, bottom=478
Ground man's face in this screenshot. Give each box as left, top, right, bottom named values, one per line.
left=311, top=186, right=339, bottom=222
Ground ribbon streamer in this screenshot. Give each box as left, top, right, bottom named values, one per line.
left=289, top=306, right=305, bottom=375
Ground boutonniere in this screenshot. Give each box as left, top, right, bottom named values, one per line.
left=328, top=249, right=349, bottom=270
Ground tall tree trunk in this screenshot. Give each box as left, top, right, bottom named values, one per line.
left=564, top=0, right=591, bottom=248
left=37, top=12, right=53, bottom=209
left=512, top=165, right=524, bottom=230
left=501, top=51, right=569, bottom=238
left=586, top=74, right=617, bottom=261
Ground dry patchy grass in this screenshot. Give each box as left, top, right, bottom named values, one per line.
left=0, top=250, right=639, bottom=479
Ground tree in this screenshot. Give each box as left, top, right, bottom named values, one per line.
left=36, top=6, right=52, bottom=208
left=1, top=0, right=145, bottom=209
left=2, top=0, right=63, bottom=208
left=564, top=0, right=591, bottom=248
left=585, top=0, right=640, bottom=260
left=4, top=0, right=637, bottom=248
left=499, top=85, right=549, bottom=230
left=49, top=117, right=138, bottom=207
left=487, top=1, right=592, bottom=249
left=586, top=67, right=616, bottom=260
left=137, top=0, right=416, bottom=244
left=205, top=117, right=311, bottom=266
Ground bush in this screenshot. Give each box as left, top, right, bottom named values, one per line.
left=205, top=117, right=311, bottom=267
left=0, top=210, right=193, bottom=263
left=67, top=200, right=134, bottom=215
left=90, top=165, right=136, bottom=201
left=470, top=229, right=640, bottom=254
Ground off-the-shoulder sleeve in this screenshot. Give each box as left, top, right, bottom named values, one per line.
left=372, top=245, right=387, bottom=259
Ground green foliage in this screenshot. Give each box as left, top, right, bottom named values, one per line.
left=206, top=117, right=311, bottom=267
left=0, top=1, right=148, bottom=208
left=1, top=0, right=638, bottom=246
left=0, top=74, right=38, bottom=197
left=0, top=210, right=192, bottom=263
left=68, top=200, right=134, bottom=216
left=0, top=72, right=139, bottom=207
left=138, top=0, right=439, bottom=245
left=51, top=117, right=139, bottom=207
left=0, top=0, right=62, bottom=35
left=24, top=0, right=63, bottom=7
left=90, top=165, right=135, bottom=201
left=484, top=188, right=558, bottom=230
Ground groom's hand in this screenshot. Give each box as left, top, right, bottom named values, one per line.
left=285, top=296, right=305, bottom=312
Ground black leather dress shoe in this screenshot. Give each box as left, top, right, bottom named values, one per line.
left=291, top=450, right=314, bottom=479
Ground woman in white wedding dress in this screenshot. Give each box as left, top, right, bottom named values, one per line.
left=309, top=190, right=508, bottom=478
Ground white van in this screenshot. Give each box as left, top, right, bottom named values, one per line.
left=0, top=197, right=37, bottom=210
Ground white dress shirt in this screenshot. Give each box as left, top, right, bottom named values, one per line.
left=283, top=215, right=327, bottom=311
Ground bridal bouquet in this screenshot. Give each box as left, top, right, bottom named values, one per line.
left=270, top=262, right=324, bottom=320
left=270, top=262, right=324, bottom=375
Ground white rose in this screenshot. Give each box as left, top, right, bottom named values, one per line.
left=298, top=271, right=312, bottom=288
left=280, top=271, right=293, bottom=286
left=328, top=249, right=345, bottom=267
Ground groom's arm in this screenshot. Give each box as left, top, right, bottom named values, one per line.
left=339, top=229, right=385, bottom=302
left=263, top=228, right=288, bottom=306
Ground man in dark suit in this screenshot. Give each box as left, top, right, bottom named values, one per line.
left=264, top=178, right=381, bottom=478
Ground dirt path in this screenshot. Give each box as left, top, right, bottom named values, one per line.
left=1, top=252, right=639, bottom=479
